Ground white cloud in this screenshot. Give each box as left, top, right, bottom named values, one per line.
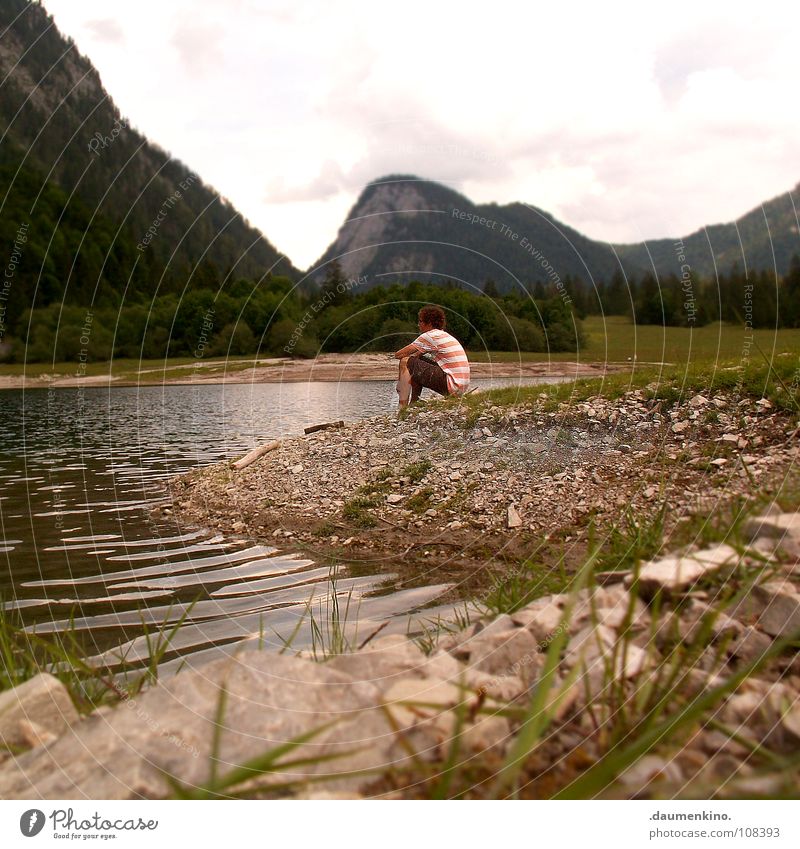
left=84, top=18, right=124, bottom=43
left=43, top=0, right=800, bottom=268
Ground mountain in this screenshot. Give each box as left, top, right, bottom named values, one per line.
left=310, top=176, right=800, bottom=291
left=614, top=184, right=800, bottom=280
left=309, top=175, right=622, bottom=291
left=0, top=0, right=297, bottom=315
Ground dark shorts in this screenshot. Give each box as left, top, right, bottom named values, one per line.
left=408, top=355, right=450, bottom=396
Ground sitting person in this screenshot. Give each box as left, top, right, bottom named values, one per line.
left=394, top=305, right=470, bottom=408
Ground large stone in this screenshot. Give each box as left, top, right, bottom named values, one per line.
left=420, top=650, right=463, bottom=681
left=447, top=615, right=516, bottom=659
left=780, top=702, right=800, bottom=741
left=507, top=505, right=523, bottom=529
left=381, top=677, right=465, bottom=728
left=570, top=586, right=649, bottom=634
left=464, top=671, right=526, bottom=701
left=744, top=512, right=800, bottom=544
left=0, top=673, right=79, bottom=751
left=752, top=583, right=800, bottom=637
left=460, top=715, right=511, bottom=754
left=727, top=626, right=772, bottom=662
left=628, top=544, right=740, bottom=595
left=511, top=598, right=564, bottom=645
left=617, top=754, right=683, bottom=791
left=680, top=599, right=743, bottom=643
left=0, top=653, right=381, bottom=800
left=462, top=628, right=541, bottom=685
left=324, top=634, right=426, bottom=688
left=565, top=624, right=617, bottom=667
left=565, top=625, right=648, bottom=696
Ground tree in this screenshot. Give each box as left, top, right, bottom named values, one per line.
left=482, top=278, right=500, bottom=298
left=319, top=260, right=349, bottom=310
left=782, top=254, right=800, bottom=327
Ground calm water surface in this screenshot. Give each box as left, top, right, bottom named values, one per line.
left=0, top=377, right=568, bottom=672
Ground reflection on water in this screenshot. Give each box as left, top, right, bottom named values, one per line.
left=0, top=376, right=568, bottom=670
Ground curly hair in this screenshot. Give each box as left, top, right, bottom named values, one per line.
left=418, top=305, right=446, bottom=330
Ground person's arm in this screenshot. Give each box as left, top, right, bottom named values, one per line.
left=395, top=331, right=433, bottom=359
left=393, top=342, right=423, bottom=359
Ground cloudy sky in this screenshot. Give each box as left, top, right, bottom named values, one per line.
left=46, top=0, right=800, bottom=270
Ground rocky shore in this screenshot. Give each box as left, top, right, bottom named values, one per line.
left=1, top=509, right=798, bottom=799
left=169, top=383, right=799, bottom=599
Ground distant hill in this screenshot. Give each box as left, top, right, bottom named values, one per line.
left=614, top=184, right=800, bottom=280
left=0, top=0, right=297, bottom=315
left=310, top=175, right=800, bottom=291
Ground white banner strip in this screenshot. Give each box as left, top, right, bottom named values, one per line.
left=1, top=800, right=796, bottom=848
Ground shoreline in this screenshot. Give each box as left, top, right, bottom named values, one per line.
left=0, top=355, right=625, bottom=391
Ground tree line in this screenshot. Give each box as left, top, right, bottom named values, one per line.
left=4, top=262, right=583, bottom=364
left=555, top=259, right=800, bottom=328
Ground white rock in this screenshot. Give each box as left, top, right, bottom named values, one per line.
left=465, top=671, right=526, bottom=701
left=629, top=544, right=739, bottom=594
left=325, top=635, right=425, bottom=686
left=381, top=678, right=465, bottom=728
left=420, top=650, right=463, bottom=681
left=751, top=583, right=800, bottom=637
left=511, top=598, right=564, bottom=645
left=618, top=754, right=683, bottom=789
left=728, top=627, right=772, bottom=662
left=466, top=628, right=541, bottom=685
left=0, top=654, right=380, bottom=800
left=780, top=703, right=800, bottom=741
left=507, top=504, right=523, bottom=529
left=0, top=674, right=78, bottom=751
left=681, top=599, right=743, bottom=642
left=386, top=494, right=404, bottom=504
left=460, top=715, right=511, bottom=754
left=744, top=512, right=800, bottom=543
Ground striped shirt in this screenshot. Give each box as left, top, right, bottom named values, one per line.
left=412, top=329, right=470, bottom=395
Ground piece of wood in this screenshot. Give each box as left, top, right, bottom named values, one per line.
left=303, top=420, right=345, bottom=435
left=232, top=439, right=281, bottom=470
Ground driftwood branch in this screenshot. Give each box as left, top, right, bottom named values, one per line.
left=304, top=420, right=345, bottom=435
left=232, top=439, right=281, bottom=470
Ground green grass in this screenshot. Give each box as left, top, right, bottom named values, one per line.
left=468, top=316, right=800, bottom=365
left=592, top=505, right=667, bottom=574
left=341, top=495, right=380, bottom=528
left=402, top=460, right=432, bottom=483
left=484, top=552, right=571, bottom=613
left=438, top=350, right=800, bottom=417
left=372, top=527, right=800, bottom=799
left=0, top=602, right=190, bottom=720
left=406, top=487, right=434, bottom=513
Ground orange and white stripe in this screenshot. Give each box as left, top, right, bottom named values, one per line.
left=413, top=329, right=470, bottom=394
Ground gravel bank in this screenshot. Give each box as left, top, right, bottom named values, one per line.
left=168, top=385, right=799, bottom=598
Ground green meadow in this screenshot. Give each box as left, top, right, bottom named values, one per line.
left=471, top=316, right=800, bottom=365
